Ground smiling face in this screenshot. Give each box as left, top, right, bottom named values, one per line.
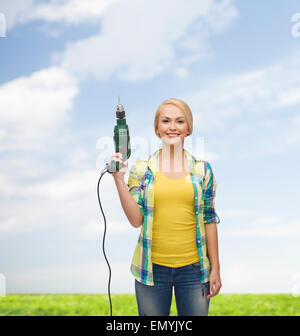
left=156, top=104, right=190, bottom=146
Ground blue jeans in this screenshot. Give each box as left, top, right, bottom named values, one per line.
left=135, top=262, right=210, bottom=316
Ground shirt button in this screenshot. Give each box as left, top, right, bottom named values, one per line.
left=195, top=196, right=198, bottom=199
left=196, top=211, right=198, bottom=214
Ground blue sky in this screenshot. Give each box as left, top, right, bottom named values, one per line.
left=0, top=0, right=300, bottom=296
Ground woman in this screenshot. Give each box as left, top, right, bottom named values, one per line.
left=109, top=98, right=221, bottom=316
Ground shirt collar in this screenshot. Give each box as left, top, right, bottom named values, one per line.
left=146, top=148, right=196, bottom=174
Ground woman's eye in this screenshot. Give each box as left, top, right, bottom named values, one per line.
left=162, top=120, right=184, bottom=123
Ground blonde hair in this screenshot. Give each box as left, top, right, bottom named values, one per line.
left=154, top=98, right=193, bottom=138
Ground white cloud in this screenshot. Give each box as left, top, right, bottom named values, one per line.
left=0, top=66, right=78, bottom=151
left=80, top=219, right=132, bottom=239
left=5, top=258, right=299, bottom=294
left=202, top=0, right=239, bottom=34
left=0, top=0, right=118, bottom=29
left=221, top=262, right=298, bottom=294
left=221, top=209, right=259, bottom=219
left=24, top=170, right=97, bottom=200
left=0, top=156, right=51, bottom=180
left=221, top=213, right=300, bottom=238
left=68, top=147, right=92, bottom=168
left=1, top=0, right=239, bottom=82
left=174, top=67, right=189, bottom=79
left=186, top=56, right=300, bottom=131
left=283, top=114, right=300, bottom=146
left=0, top=167, right=132, bottom=237
left=0, top=0, right=34, bottom=30
left=55, top=0, right=238, bottom=81
left=1, top=166, right=120, bottom=202
left=5, top=261, right=135, bottom=294
left=27, top=0, right=119, bottom=24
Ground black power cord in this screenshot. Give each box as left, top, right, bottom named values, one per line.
left=97, top=166, right=112, bottom=316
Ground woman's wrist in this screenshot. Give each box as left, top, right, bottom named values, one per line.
left=211, top=264, right=220, bottom=272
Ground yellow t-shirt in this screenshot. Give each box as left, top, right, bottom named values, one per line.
left=151, top=170, right=200, bottom=267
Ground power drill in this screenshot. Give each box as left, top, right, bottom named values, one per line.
left=106, top=97, right=131, bottom=173
left=97, top=97, right=131, bottom=316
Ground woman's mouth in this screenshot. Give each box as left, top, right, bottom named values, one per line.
left=167, top=133, right=179, bottom=138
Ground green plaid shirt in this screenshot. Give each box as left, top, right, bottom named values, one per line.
left=127, top=148, right=220, bottom=286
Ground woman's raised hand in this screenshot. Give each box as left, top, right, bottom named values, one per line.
left=108, top=152, right=128, bottom=181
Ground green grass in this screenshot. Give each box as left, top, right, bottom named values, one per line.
left=0, top=294, right=299, bottom=316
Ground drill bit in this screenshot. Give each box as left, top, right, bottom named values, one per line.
left=116, top=95, right=124, bottom=113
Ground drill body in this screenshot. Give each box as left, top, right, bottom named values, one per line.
left=107, top=101, right=131, bottom=173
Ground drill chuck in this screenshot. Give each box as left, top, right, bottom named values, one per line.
left=116, top=103, right=125, bottom=118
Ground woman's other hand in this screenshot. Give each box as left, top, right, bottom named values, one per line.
left=207, top=269, right=222, bottom=299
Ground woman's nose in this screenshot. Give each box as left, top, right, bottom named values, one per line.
left=169, top=122, right=177, bottom=130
